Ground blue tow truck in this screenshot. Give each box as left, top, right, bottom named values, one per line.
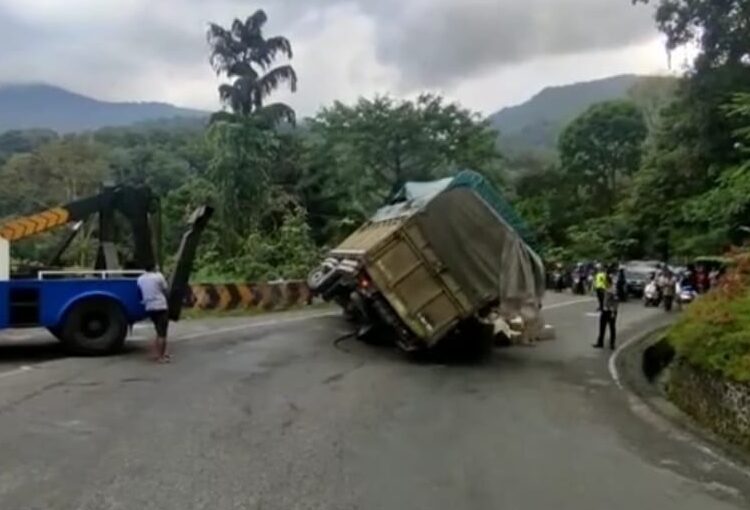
left=0, top=185, right=212, bottom=355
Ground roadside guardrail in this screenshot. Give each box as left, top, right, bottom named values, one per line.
left=183, top=281, right=313, bottom=312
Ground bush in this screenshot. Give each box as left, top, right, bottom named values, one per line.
left=192, top=205, right=323, bottom=283
left=667, top=252, right=750, bottom=382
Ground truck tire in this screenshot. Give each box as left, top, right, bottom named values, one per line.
left=60, top=299, right=128, bottom=356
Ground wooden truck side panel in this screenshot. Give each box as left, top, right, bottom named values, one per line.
left=365, top=218, right=473, bottom=346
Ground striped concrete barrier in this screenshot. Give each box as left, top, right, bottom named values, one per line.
left=183, top=281, right=313, bottom=312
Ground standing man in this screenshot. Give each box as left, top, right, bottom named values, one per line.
left=594, top=275, right=618, bottom=350
left=137, top=264, right=171, bottom=363
left=616, top=267, right=628, bottom=302
left=661, top=270, right=677, bottom=312
left=594, top=264, right=607, bottom=311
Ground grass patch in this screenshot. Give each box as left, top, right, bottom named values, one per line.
left=667, top=252, right=750, bottom=383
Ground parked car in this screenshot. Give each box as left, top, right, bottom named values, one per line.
left=624, top=260, right=661, bottom=270
left=625, top=266, right=653, bottom=298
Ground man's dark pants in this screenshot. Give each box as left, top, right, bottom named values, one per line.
left=596, top=289, right=605, bottom=311
left=596, top=310, right=617, bottom=348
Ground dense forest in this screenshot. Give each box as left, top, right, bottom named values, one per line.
left=514, top=0, right=750, bottom=263
left=0, top=0, right=748, bottom=281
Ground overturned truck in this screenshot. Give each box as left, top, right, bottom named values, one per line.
left=308, top=170, right=546, bottom=354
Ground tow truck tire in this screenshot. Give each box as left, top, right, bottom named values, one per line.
left=61, top=299, right=128, bottom=356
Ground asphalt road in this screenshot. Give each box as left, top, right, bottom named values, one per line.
left=0, top=295, right=749, bottom=510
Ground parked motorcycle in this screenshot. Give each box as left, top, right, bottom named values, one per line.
left=643, top=281, right=661, bottom=307
left=677, top=283, right=697, bottom=308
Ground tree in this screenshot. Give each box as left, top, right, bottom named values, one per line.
left=633, top=0, right=750, bottom=72
left=0, top=137, right=110, bottom=265
left=0, top=129, right=58, bottom=165
left=205, top=9, right=301, bottom=253
left=559, top=100, right=647, bottom=215
left=205, top=118, right=283, bottom=249
left=193, top=204, right=321, bottom=282
left=622, top=0, right=750, bottom=257
left=309, top=95, right=502, bottom=192
left=0, top=137, right=109, bottom=216
left=681, top=93, right=750, bottom=247
left=627, top=76, right=679, bottom=131
left=512, top=160, right=586, bottom=252
left=302, top=94, right=504, bottom=243
left=161, top=176, right=220, bottom=258
left=207, top=9, right=297, bottom=125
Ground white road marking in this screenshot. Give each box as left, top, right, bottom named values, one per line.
left=608, top=331, right=636, bottom=390
left=175, top=311, right=340, bottom=341
left=544, top=298, right=595, bottom=310
left=0, top=365, right=32, bottom=380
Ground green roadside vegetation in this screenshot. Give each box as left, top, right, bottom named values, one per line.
left=667, top=253, right=750, bottom=382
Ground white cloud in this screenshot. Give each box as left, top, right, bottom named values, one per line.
left=451, top=37, right=676, bottom=114
left=2, top=0, right=141, bottom=23
left=0, top=0, right=672, bottom=116
left=273, top=4, right=399, bottom=116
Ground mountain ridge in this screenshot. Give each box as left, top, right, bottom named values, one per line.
left=0, top=83, right=207, bottom=133
left=1, top=76, right=669, bottom=144
left=489, top=74, right=647, bottom=153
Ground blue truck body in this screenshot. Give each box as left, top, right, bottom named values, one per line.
left=0, top=188, right=212, bottom=354
left=0, top=278, right=146, bottom=330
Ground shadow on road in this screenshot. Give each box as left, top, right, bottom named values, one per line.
left=0, top=337, right=149, bottom=368
left=0, top=339, right=66, bottom=366
left=334, top=324, right=496, bottom=367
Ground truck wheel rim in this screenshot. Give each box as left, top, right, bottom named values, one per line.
left=81, top=312, right=110, bottom=339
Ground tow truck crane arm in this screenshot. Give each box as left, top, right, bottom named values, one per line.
left=0, top=185, right=157, bottom=270
left=0, top=184, right=213, bottom=325
left=167, top=205, right=213, bottom=321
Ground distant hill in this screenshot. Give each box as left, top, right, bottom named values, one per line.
left=489, top=75, right=646, bottom=154
left=0, top=84, right=208, bottom=133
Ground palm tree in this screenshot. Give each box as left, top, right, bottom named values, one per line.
left=207, top=10, right=298, bottom=125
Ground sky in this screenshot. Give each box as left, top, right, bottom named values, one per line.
left=0, top=0, right=682, bottom=116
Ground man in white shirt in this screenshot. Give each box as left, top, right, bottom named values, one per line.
left=137, top=265, right=171, bottom=363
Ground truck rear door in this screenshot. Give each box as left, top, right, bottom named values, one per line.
left=367, top=221, right=471, bottom=345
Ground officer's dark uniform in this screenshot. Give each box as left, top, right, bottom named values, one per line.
left=594, top=287, right=618, bottom=349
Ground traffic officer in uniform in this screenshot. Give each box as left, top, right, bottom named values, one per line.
left=594, top=275, right=619, bottom=350
left=594, top=264, right=607, bottom=311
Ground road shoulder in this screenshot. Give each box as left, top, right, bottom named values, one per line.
left=610, top=317, right=750, bottom=502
